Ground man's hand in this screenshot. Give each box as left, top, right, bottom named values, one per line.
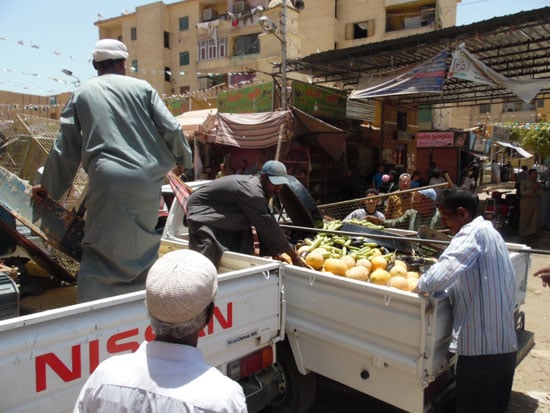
left=284, top=247, right=313, bottom=269
left=31, top=184, right=49, bottom=204
left=172, top=165, right=185, bottom=177
left=534, top=267, right=550, bottom=287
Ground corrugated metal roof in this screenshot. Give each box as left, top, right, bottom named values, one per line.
left=286, top=7, right=550, bottom=107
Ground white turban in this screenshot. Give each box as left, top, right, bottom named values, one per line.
left=92, top=39, right=129, bottom=62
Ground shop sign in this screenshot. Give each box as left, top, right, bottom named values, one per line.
left=416, top=131, right=455, bottom=147
left=292, top=81, right=347, bottom=119
left=217, top=83, right=274, bottom=113
left=417, top=130, right=470, bottom=148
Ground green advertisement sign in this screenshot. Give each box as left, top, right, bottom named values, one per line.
left=292, top=81, right=347, bottom=119
left=218, top=83, right=274, bottom=113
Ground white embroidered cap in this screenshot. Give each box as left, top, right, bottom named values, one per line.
left=146, top=250, right=218, bottom=323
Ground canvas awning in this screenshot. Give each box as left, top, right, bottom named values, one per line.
left=213, top=110, right=291, bottom=149
left=202, top=109, right=346, bottom=160
left=291, top=107, right=346, bottom=160
left=175, top=109, right=217, bottom=137
left=495, top=141, right=533, bottom=159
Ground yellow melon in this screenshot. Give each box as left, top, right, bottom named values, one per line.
left=324, top=258, right=348, bottom=276
left=369, top=268, right=391, bottom=285
left=406, top=271, right=420, bottom=279
left=355, top=258, right=372, bottom=273
left=370, top=255, right=388, bottom=271
left=389, top=265, right=407, bottom=278
left=388, top=276, right=409, bottom=291
left=407, top=277, right=419, bottom=291
left=305, top=251, right=325, bottom=270
left=341, top=255, right=356, bottom=269
left=393, top=259, right=408, bottom=271
left=311, top=247, right=329, bottom=256
left=345, top=265, right=369, bottom=281
left=370, top=248, right=382, bottom=257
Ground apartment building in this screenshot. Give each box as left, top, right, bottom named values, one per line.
left=95, top=0, right=461, bottom=97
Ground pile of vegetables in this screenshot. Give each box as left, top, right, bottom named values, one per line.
left=295, top=222, right=436, bottom=292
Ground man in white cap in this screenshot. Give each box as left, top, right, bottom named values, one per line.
left=186, top=160, right=307, bottom=268
left=32, top=39, right=192, bottom=302
left=74, top=250, right=247, bottom=412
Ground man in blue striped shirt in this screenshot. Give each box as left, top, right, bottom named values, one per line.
left=417, top=188, right=517, bottom=413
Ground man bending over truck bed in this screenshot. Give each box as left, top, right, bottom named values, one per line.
left=186, top=160, right=307, bottom=268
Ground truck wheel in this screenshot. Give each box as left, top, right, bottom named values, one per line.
left=264, top=341, right=317, bottom=413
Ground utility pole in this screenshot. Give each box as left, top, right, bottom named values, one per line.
left=280, top=0, right=288, bottom=111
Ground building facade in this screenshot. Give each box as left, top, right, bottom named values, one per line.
left=95, top=0, right=461, bottom=97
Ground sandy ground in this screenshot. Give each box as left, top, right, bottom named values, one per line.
left=509, top=251, right=550, bottom=413
left=484, top=181, right=550, bottom=412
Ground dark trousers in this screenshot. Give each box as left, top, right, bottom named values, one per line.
left=455, top=352, right=517, bottom=413
left=188, top=221, right=254, bottom=268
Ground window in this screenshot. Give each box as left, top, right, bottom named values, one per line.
left=180, top=85, right=190, bottom=94
left=479, top=103, right=491, bottom=114
left=386, top=2, right=436, bottom=32
left=131, top=60, right=138, bottom=73
left=164, top=31, right=170, bottom=49
left=165, top=67, right=171, bottom=82
left=179, top=51, right=190, bottom=66
left=130, top=27, right=137, bottom=41
left=198, top=38, right=227, bottom=61
left=179, top=16, right=189, bottom=31
left=502, top=101, right=535, bottom=112
left=235, top=34, right=259, bottom=56
left=397, top=111, right=407, bottom=131
left=345, top=20, right=374, bottom=40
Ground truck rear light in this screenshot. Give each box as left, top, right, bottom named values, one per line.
left=227, top=346, right=274, bottom=380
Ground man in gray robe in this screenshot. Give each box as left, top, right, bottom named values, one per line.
left=32, top=39, right=192, bottom=302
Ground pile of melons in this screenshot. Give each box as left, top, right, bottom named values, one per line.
left=302, top=247, right=420, bottom=292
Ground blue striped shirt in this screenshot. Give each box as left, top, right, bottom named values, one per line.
left=417, top=216, right=517, bottom=356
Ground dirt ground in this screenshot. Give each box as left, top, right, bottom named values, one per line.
left=509, top=252, right=550, bottom=413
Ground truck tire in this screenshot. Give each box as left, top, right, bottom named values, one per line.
left=264, top=341, right=317, bottom=413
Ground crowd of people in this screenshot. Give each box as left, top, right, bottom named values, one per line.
left=351, top=164, right=449, bottom=232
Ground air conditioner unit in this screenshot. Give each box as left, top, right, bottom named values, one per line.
left=203, top=8, right=218, bottom=22
left=233, top=1, right=247, bottom=13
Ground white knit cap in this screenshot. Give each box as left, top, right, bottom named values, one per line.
left=146, top=250, right=218, bottom=323
left=92, top=39, right=129, bottom=62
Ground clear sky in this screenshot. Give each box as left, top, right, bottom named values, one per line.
left=0, top=0, right=548, bottom=96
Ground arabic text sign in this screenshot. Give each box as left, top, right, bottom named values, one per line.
left=416, top=131, right=455, bottom=148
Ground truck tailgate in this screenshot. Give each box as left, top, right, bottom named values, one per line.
left=0, top=251, right=282, bottom=413
left=282, top=265, right=453, bottom=413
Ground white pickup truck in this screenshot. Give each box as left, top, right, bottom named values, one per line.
left=0, top=182, right=533, bottom=413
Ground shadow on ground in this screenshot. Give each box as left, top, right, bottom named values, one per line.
left=508, top=391, right=544, bottom=413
